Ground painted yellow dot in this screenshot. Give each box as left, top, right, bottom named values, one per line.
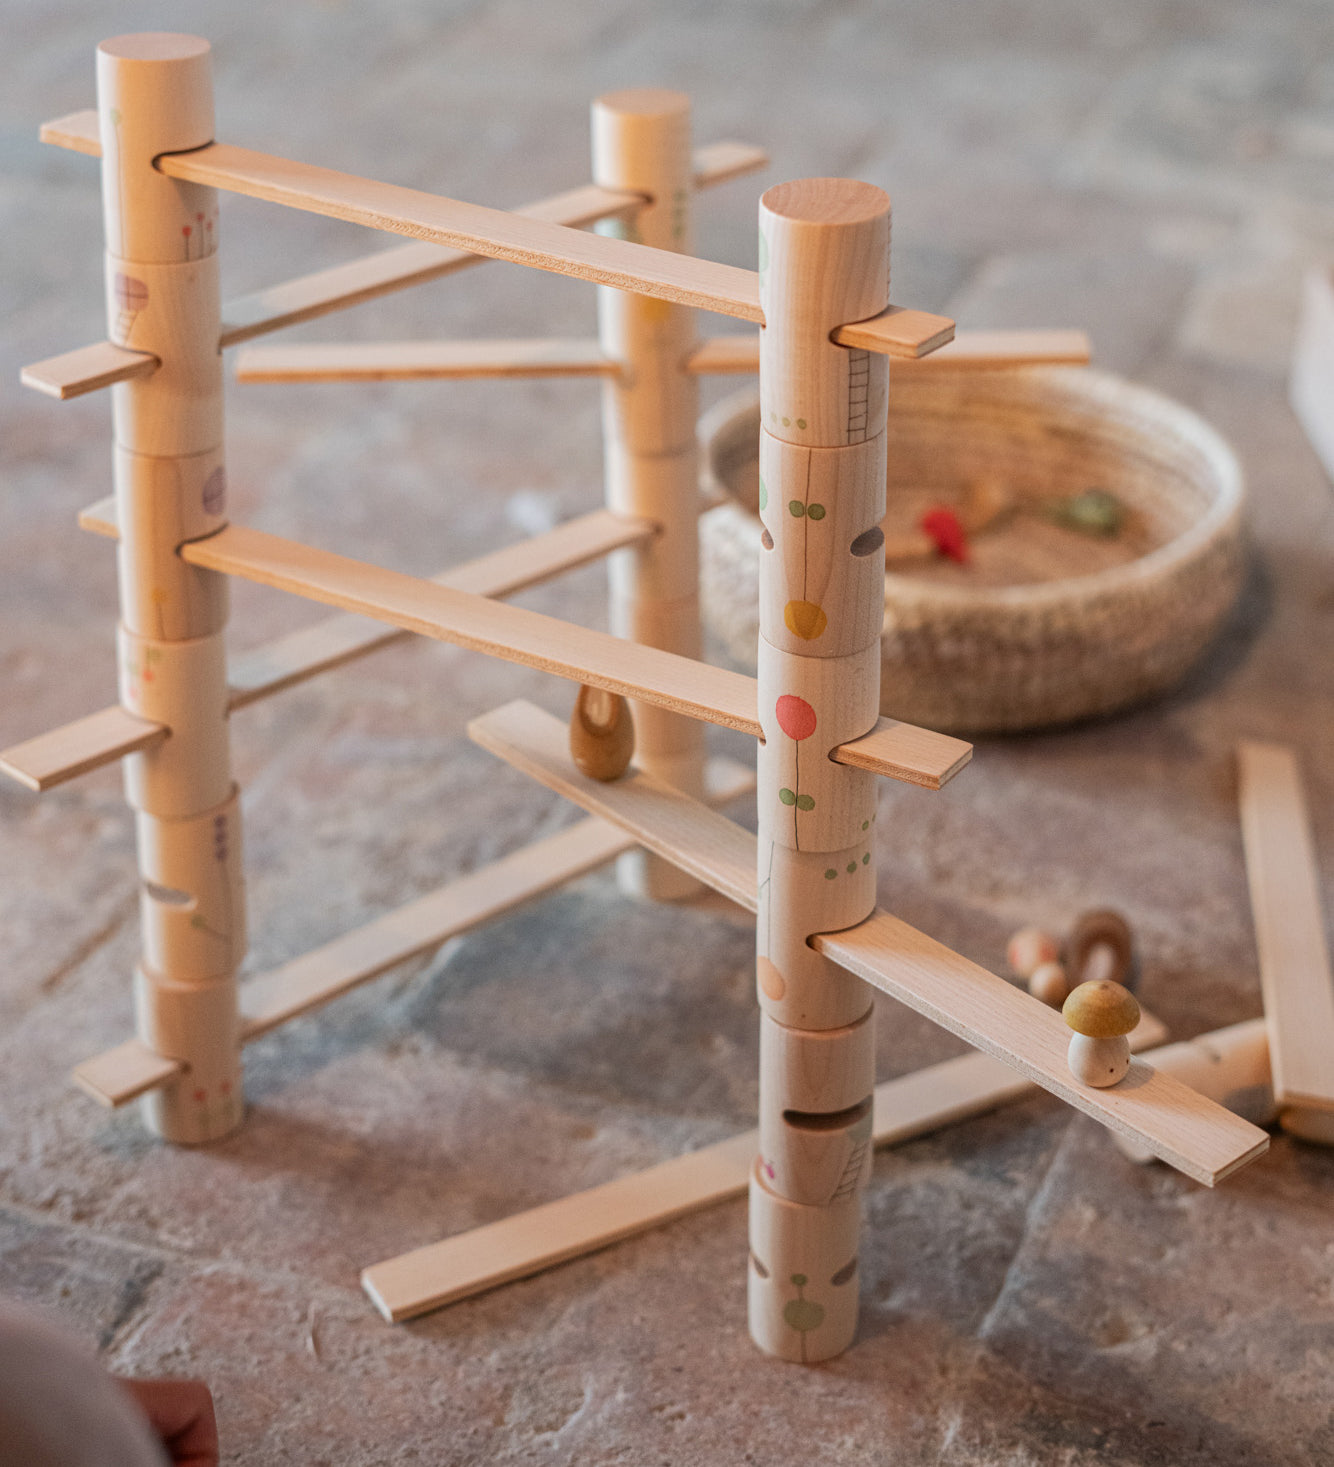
left=757, top=957, right=787, bottom=1001
left=784, top=600, right=828, bottom=640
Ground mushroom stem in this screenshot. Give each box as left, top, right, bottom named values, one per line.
left=1067, top=1033, right=1131, bottom=1087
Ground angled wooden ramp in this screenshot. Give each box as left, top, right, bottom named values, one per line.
left=469, top=700, right=1268, bottom=1188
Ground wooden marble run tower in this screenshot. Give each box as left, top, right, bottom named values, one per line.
left=6, top=34, right=1271, bottom=1363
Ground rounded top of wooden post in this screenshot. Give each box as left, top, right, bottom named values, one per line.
left=594, top=88, right=690, bottom=121
left=761, top=178, right=889, bottom=228
left=99, top=33, right=211, bottom=64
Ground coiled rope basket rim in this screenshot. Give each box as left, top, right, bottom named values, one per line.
left=699, top=367, right=1246, bottom=735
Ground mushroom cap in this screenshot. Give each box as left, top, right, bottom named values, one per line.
left=1062, top=979, right=1140, bottom=1038
left=1066, top=908, right=1134, bottom=988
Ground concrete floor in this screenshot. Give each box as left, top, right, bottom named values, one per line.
left=3, top=1, right=1334, bottom=1462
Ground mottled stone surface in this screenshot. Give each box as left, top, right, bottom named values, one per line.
left=2, top=2, right=1334, bottom=1463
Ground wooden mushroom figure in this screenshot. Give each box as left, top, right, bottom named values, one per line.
left=570, top=685, right=636, bottom=782
left=1063, top=979, right=1140, bottom=1087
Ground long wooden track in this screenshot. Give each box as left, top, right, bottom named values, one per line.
left=361, top=1008, right=1170, bottom=1323
left=145, top=140, right=950, bottom=357
left=234, top=338, right=617, bottom=384
left=1, top=507, right=657, bottom=791
left=1238, top=741, right=1334, bottom=1112
left=178, top=521, right=971, bottom=789
left=468, top=700, right=1269, bottom=1187
left=686, top=327, right=1092, bottom=376
left=39, top=110, right=767, bottom=350
left=71, top=757, right=754, bottom=1108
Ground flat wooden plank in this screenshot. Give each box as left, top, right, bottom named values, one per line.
left=77, top=497, right=117, bottom=538
left=158, top=141, right=766, bottom=324
left=687, top=328, right=1091, bottom=376
left=1238, top=740, right=1334, bottom=1112
left=362, top=1009, right=1169, bottom=1322
left=833, top=304, right=955, bottom=359
left=233, top=337, right=616, bottom=384
left=179, top=522, right=968, bottom=788
left=0, top=706, right=166, bottom=793
left=818, top=917, right=1267, bottom=1187
left=471, top=701, right=1269, bottom=1187
left=21, top=341, right=158, bottom=399
left=73, top=756, right=754, bottom=1107
left=692, top=140, right=768, bottom=189
left=228, top=508, right=655, bottom=708
left=38, top=108, right=100, bottom=156
left=218, top=182, right=640, bottom=347
left=72, top=1039, right=183, bottom=1107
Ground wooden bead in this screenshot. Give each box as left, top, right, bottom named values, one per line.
left=1028, top=960, right=1070, bottom=1009
left=1006, top=925, right=1059, bottom=979
left=569, top=685, right=635, bottom=782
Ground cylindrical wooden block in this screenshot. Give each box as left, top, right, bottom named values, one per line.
left=752, top=179, right=892, bottom=1362
left=758, top=179, right=890, bottom=448
left=1113, top=1019, right=1276, bottom=1162
left=106, top=253, right=224, bottom=458
left=756, top=840, right=875, bottom=1030
left=758, top=1009, right=875, bottom=1206
left=593, top=88, right=705, bottom=903
left=757, top=431, right=888, bottom=658
left=136, top=787, right=246, bottom=981
left=100, top=35, right=244, bottom=1142
left=118, top=626, right=232, bottom=818
left=134, top=965, right=242, bottom=1145
left=757, top=641, right=880, bottom=852
left=96, top=34, right=216, bottom=264
left=114, top=442, right=228, bottom=640
left=748, top=1160, right=861, bottom=1363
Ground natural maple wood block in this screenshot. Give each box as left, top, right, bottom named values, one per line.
left=758, top=430, right=887, bottom=659
left=133, top=964, right=242, bottom=1143
left=748, top=1160, right=861, bottom=1363
left=1237, top=741, right=1334, bottom=1113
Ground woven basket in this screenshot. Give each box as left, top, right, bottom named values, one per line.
left=700, top=368, right=1246, bottom=734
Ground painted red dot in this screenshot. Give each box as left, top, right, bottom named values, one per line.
left=775, top=694, right=817, bottom=742
left=220, top=1080, right=232, bottom=1096
left=193, top=1088, right=207, bottom=1103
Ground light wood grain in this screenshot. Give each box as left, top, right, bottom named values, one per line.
left=690, top=139, right=768, bottom=189
left=28, top=508, right=658, bottom=792
left=687, top=327, right=1090, bottom=376
left=72, top=756, right=754, bottom=1107
left=176, top=520, right=969, bottom=788
left=471, top=700, right=1268, bottom=1187
left=359, top=1007, right=1169, bottom=1322
left=39, top=108, right=101, bottom=155
left=20, top=340, right=158, bottom=399
left=233, top=337, right=617, bottom=383
left=0, top=706, right=167, bottom=792
left=1238, top=740, right=1334, bottom=1112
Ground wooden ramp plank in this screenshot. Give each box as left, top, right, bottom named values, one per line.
left=1238, top=740, right=1334, bottom=1112
left=179, top=522, right=969, bottom=789
left=234, top=337, right=616, bottom=384
left=362, top=1009, right=1169, bottom=1323
left=469, top=700, right=1269, bottom=1187
left=21, top=341, right=158, bottom=399
left=72, top=757, right=754, bottom=1108
left=40, top=109, right=763, bottom=348
left=72, top=1039, right=184, bottom=1106
left=0, top=706, right=166, bottom=793
left=688, top=328, right=1090, bottom=375
left=833, top=304, right=956, bottom=359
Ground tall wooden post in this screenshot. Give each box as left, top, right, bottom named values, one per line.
left=592, top=89, right=706, bottom=901
left=99, top=33, right=245, bottom=1143
left=749, top=179, right=890, bottom=1361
